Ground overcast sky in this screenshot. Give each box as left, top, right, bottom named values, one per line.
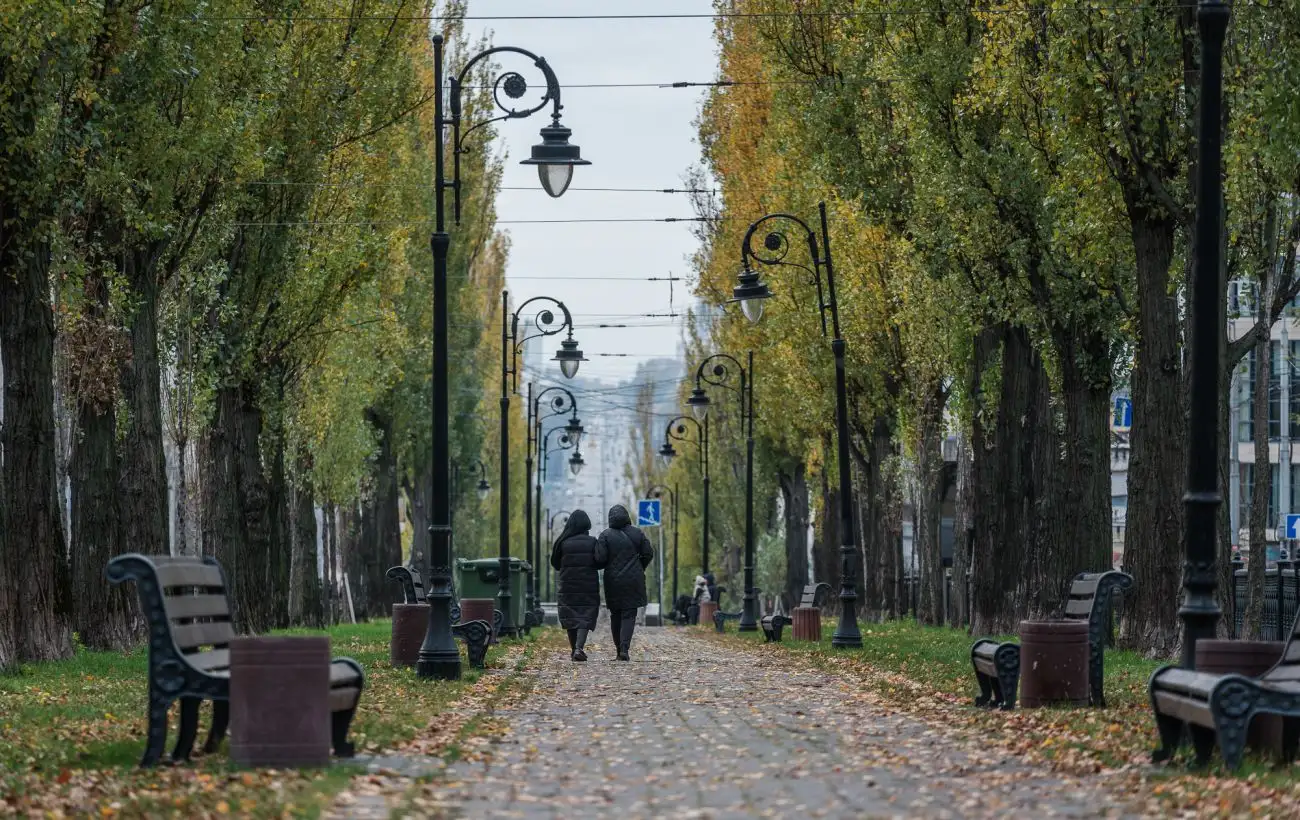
left=463, top=0, right=720, bottom=387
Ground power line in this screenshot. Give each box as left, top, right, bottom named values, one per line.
left=229, top=217, right=711, bottom=227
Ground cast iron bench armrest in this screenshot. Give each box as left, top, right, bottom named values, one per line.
left=386, top=565, right=424, bottom=604
left=760, top=614, right=791, bottom=642
left=713, top=609, right=743, bottom=633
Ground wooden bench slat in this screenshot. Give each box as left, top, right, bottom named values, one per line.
left=164, top=594, right=231, bottom=620
left=1063, top=598, right=1095, bottom=618
left=330, top=663, right=362, bottom=686
left=154, top=562, right=225, bottom=589
left=1069, top=579, right=1100, bottom=597
left=1153, top=690, right=1217, bottom=729
left=184, top=649, right=230, bottom=672
left=172, top=622, right=236, bottom=650
left=1154, top=669, right=1221, bottom=698
left=1264, top=664, right=1300, bottom=682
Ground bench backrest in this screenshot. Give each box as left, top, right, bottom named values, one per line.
left=799, top=582, right=833, bottom=609
left=386, top=565, right=425, bottom=604
left=106, top=553, right=236, bottom=654
left=1061, top=570, right=1133, bottom=640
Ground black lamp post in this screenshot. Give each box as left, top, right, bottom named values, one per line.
left=419, top=35, right=589, bottom=679
left=499, top=292, right=584, bottom=639
left=688, top=352, right=757, bottom=631
left=528, top=385, right=583, bottom=625
left=1181, top=0, right=1228, bottom=667
left=659, top=415, right=709, bottom=575
left=647, top=484, right=680, bottom=614
left=731, top=202, right=861, bottom=649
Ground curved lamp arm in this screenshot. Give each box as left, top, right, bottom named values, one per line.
left=735, top=204, right=840, bottom=339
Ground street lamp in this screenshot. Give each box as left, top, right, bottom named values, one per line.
left=450, top=458, right=491, bottom=569
left=732, top=202, right=862, bottom=649
left=420, top=34, right=589, bottom=680
left=568, top=450, right=585, bottom=476
left=499, top=293, right=583, bottom=639
left=1181, top=0, right=1229, bottom=666
left=528, top=385, right=581, bottom=629
left=661, top=415, right=710, bottom=575
left=647, top=484, right=679, bottom=617
left=692, top=352, right=757, bottom=632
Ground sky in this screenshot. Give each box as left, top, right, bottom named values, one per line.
left=462, top=0, right=721, bottom=387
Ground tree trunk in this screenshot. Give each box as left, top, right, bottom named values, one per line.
left=289, top=468, right=322, bottom=628
left=971, top=321, right=1049, bottom=635
left=915, top=386, right=947, bottom=625
left=0, top=242, right=73, bottom=666
left=117, top=262, right=169, bottom=562
left=365, top=408, right=403, bottom=617
left=1120, top=211, right=1185, bottom=655
left=814, top=466, right=841, bottom=611
left=776, top=460, right=810, bottom=613
left=1245, top=333, right=1271, bottom=639
left=952, top=431, right=974, bottom=628
left=323, top=502, right=338, bottom=624
left=266, top=428, right=291, bottom=628
left=405, top=463, right=431, bottom=572
left=341, top=505, right=366, bottom=621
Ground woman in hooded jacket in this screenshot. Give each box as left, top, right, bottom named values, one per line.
left=594, top=504, right=654, bottom=661
left=550, top=509, right=599, bottom=661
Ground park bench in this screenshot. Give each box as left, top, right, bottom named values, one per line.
left=970, top=570, right=1133, bottom=710
left=387, top=566, right=490, bottom=667
left=711, top=585, right=742, bottom=632
left=106, top=553, right=364, bottom=768
left=1149, top=607, right=1300, bottom=770
left=760, top=613, right=791, bottom=642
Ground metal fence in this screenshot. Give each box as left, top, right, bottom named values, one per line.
left=1231, top=560, right=1300, bottom=640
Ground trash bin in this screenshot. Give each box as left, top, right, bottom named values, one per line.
left=456, top=558, right=531, bottom=636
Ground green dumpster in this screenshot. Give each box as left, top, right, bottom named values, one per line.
left=457, top=557, right=531, bottom=635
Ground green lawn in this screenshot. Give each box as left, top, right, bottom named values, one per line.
left=0, top=620, right=534, bottom=818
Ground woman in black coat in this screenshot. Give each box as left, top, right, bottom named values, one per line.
left=594, top=504, right=654, bottom=661
left=550, top=509, right=599, bottom=661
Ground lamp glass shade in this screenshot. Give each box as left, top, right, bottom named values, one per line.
left=569, top=455, right=584, bottom=476
left=741, top=296, right=765, bottom=324
left=559, top=357, right=580, bottom=379
left=476, top=479, right=491, bottom=500
left=658, top=443, right=676, bottom=466
left=686, top=387, right=710, bottom=421
left=565, top=420, right=584, bottom=449
left=539, top=163, right=575, bottom=198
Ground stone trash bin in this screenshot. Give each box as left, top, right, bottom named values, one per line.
left=459, top=598, right=497, bottom=643
left=230, top=636, right=330, bottom=767
left=1018, top=620, right=1089, bottom=708
left=698, top=601, right=718, bottom=629
left=792, top=607, right=822, bottom=642
left=391, top=603, right=430, bottom=667
left=1196, top=639, right=1285, bottom=758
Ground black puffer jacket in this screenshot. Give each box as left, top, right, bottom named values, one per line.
left=550, top=510, right=600, bottom=629
left=594, top=505, right=654, bottom=611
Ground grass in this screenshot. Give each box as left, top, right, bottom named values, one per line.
left=0, top=620, right=535, bottom=818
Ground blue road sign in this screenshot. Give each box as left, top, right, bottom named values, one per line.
left=637, top=499, right=661, bottom=527
left=1287, top=514, right=1300, bottom=540
left=1111, top=397, right=1132, bottom=432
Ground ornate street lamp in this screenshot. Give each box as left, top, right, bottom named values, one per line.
left=420, top=34, right=589, bottom=680
left=568, top=449, right=585, bottom=476
left=647, top=484, right=680, bottom=618
left=691, top=352, right=757, bottom=632
left=1181, top=0, right=1229, bottom=666
left=527, top=385, right=581, bottom=628
left=660, top=415, right=710, bottom=575
left=499, top=293, right=583, bottom=638
left=732, top=202, right=861, bottom=649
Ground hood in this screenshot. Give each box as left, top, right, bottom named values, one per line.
left=608, top=504, right=631, bottom=529
left=554, top=509, right=592, bottom=550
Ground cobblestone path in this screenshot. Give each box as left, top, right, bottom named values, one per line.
left=422, top=628, right=1139, bottom=819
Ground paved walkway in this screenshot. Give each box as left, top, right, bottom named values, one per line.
left=418, top=628, right=1139, bottom=819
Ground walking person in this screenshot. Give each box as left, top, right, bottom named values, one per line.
left=594, top=504, right=654, bottom=661
left=550, top=509, right=599, bottom=661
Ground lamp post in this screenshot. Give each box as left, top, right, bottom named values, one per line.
left=530, top=385, right=583, bottom=622
left=731, top=202, right=862, bottom=649
left=1181, top=0, right=1228, bottom=667
left=547, top=509, right=573, bottom=600
left=419, top=35, right=589, bottom=679
left=450, top=459, right=491, bottom=573
left=659, top=415, right=709, bottom=575
left=647, top=484, right=679, bottom=615
left=499, top=292, right=584, bottom=639
left=687, top=352, right=757, bottom=631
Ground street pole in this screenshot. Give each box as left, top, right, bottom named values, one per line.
left=742, top=351, right=757, bottom=631
left=1180, top=0, right=1228, bottom=668
left=524, top=382, right=535, bottom=623
left=703, top=415, right=711, bottom=576
left=416, top=34, right=462, bottom=681
left=498, top=290, right=514, bottom=638
left=672, top=483, right=679, bottom=607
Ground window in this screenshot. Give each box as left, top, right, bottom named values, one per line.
left=1240, top=342, right=1285, bottom=441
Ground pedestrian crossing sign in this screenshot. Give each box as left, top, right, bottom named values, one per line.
left=637, top=499, right=661, bottom=527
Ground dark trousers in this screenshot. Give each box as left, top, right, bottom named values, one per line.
left=609, top=608, right=637, bottom=651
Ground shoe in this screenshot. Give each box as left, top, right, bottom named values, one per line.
left=573, top=649, right=587, bottom=662
left=616, top=651, right=630, bottom=662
